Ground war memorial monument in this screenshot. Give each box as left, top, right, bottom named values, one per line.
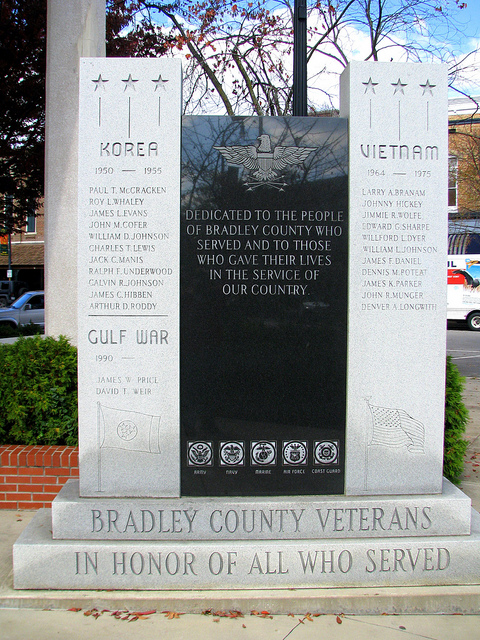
left=12, top=56, right=480, bottom=595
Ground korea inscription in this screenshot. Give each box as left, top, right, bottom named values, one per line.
left=77, top=59, right=181, bottom=497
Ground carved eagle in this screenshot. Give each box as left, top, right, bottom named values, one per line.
left=214, top=134, right=315, bottom=183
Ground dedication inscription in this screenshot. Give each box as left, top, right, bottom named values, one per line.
left=180, top=116, right=348, bottom=496
left=77, top=59, right=181, bottom=497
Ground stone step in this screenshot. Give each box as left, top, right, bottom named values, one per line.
left=52, top=479, right=472, bottom=541
left=14, top=508, right=480, bottom=590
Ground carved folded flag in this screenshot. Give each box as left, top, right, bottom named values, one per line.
left=367, top=401, right=425, bottom=453
left=98, top=403, right=161, bottom=454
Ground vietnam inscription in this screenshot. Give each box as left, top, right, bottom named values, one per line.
left=353, top=76, right=444, bottom=317
left=342, top=62, right=448, bottom=496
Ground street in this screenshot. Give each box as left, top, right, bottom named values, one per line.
left=447, top=321, right=480, bottom=377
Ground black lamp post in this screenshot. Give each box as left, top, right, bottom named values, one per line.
left=293, top=0, right=307, bottom=116
left=4, top=196, right=13, bottom=301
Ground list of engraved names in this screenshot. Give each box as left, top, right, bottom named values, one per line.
left=81, top=173, right=175, bottom=400
left=87, top=182, right=171, bottom=313
left=360, top=183, right=437, bottom=312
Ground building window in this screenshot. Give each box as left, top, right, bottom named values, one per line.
left=26, top=214, right=36, bottom=234
left=26, top=201, right=36, bottom=234
left=449, top=155, right=458, bottom=210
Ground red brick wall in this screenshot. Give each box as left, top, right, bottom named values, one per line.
left=0, top=445, right=78, bottom=509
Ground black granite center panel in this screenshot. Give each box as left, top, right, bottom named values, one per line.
left=180, top=116, right=348, bottom=496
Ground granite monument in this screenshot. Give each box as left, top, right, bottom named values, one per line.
left=14, top=59, right=480, bottom=595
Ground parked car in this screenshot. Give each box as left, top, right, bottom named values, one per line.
left=0, top=280, right=28, bottom=307
left=0, top=291, right=44, bottom=329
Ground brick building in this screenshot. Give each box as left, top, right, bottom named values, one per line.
left=448, top=95, right=480, bottom=253
left=0, top=202, right=44, bottom=292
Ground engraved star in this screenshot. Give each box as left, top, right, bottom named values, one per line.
left=152, top=74, right=169, bottom=91
left=392, top=78, right=407, bottom=94
left=362, top=77, right=379, bottom=94
left=92, top=74, right=109, bottom=91
left=122, top=74, right=139, bottom=91
left=420, top=79, right=436, bottom=96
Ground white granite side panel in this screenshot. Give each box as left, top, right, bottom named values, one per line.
left=77, top=58, right=182, bottom=497
left=340, top=62, right=448, bottom=495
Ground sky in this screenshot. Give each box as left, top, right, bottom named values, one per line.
left=305, top=0, right=480, bottom=102
left=447, top=0, right=480, bottom=97
left=457, top=0, right=480, bottom=39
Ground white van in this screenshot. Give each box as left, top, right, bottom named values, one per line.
left=447, top=254, right=480, bottom=330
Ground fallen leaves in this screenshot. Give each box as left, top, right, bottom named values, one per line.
left=67, top=607, right=157, bottom=622
left=67, top=606, right=346, bottom=628
left=162, top=611, right=185, bottom=619
left=251, top=609, right=272, bottom=619
left=296, top=612, right=322, bottom=624
left=202, top=609, right=244, bottom=619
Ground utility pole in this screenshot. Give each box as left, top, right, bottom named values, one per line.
left=293, top=0, right=307, bottom=116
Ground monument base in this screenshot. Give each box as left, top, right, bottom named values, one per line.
left=51, top=479, right=472, bottom=540
left=12, top=480, right=480, bottom=591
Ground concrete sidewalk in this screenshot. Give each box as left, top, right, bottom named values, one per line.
left=1, top=378, right=480, bottom=638
left=1, top=608, right=480, bottom=640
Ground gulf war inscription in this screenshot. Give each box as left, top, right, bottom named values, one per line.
left=77, top=58, right=181, bottom=498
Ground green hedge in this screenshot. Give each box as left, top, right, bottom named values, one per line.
left=444, top=356, right=469, bottom=484
left=0, top=335, right=78, bottom=446
left=0, top=322, right=43, bottom=339
left=0, top=338, right=471, bottom=484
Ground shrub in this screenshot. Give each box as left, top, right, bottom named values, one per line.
left=0, top=335, right=78, bottom=446
left=444, top=356, right=469, bottom=484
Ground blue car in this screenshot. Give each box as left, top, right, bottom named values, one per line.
left=0, top=291, right=44, bottom=329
